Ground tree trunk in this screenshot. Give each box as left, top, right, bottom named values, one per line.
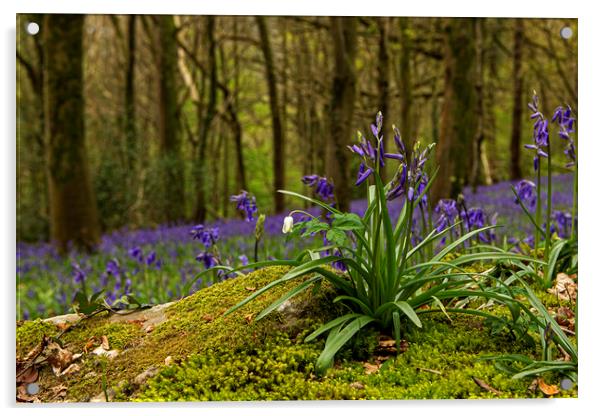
left=194, top=16, right=218, bottom=223
left=232, top=19, right=247, bottom=192
left=399, top=17, right=413, bottom=151
left=156, top=15, right=185, bottom=223
left=432, top=18, right=477, bottom=202
left=377, top=17, right=390, bottom=167
left=44, top=14, right=100, bottom=253
left=509, top=18, right=524, bottom=180
left=125, top=15, right=137, bottom=171
left=256, top=16, right=285, bottom=213
left=327, top=17, right=357, bottom=212
left=470, top=18, right=487, bottom=190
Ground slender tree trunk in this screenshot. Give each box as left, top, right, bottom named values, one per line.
left=470, top=18, right=486, bottom=190
left=432, top=18, right=477, bottom=201
left=399, top=17, right=413, bottom=151
left=232, top=19, right=247, bottom=192
left=194, top=16, right=218, bottom=223
left=328, top=17, right=357, bottom=212
left=377, top=18, right=390, bottom=153
left=125, top=15, right=137, bottom=171
left=44, top=14, right=100, bottom=253
left=156, top=15, right=185, bottom=223
left=256, top=16, right=285, bottom=213
left=510, top=18, right=524, bottom=180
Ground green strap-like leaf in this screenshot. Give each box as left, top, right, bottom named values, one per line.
left=278, top=189, right=341, bottom=215
left=545, top=239, right=567, bottom=287
left=315, top=315, right=376, bottom=375
left=304, top=313, right=363, bottom=342
left=393, top=301, right=422, bottom=328
left=255, top=275, right=322, bottom=321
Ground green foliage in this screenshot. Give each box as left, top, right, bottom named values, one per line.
left=135, top=314, right=576, bottom=401
left=222, top=135, right=545, bottom=375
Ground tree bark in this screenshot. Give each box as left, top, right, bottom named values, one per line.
left=432, top=18, right=478, bottom=202
left=327, top=17, right=357, bottom=212
left=256, top=16, right=285, bottom=213
left=509, top=18, right=524, bottom=180
left=399, top=17, right=413, bottom=151
left=194, top=15, right=218, bottom=223
left=470, top=18, right=487, bottom=190
left=125, top=15, right=137, bottom=171
left=44, top=14, right=100, bottom=253
left=156, top=15, right=185, bottom=223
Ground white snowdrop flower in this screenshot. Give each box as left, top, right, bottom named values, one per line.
left=282, top=216, right=294, bottom=234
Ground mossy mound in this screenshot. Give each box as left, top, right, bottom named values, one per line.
left=15, top=266, right=577, bottom=402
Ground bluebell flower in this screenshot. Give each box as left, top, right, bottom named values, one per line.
left=230, top=191, right=258, bottom=222
left=128, top=246, right=144, bottom=262
left=196, top=252, right=217, bottom=269
left=513, top=179, right=537, bottom=211
left=71, top=262, right=86, bottom=285
left=106, top=259, right=121, bottom=277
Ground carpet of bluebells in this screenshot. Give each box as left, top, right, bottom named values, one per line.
left=16, top=173, right=574, bottom=321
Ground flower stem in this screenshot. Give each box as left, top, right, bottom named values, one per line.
left=544, top=144, right=553, bottom=273
left=534, top=161, right=542, bottom=274
left=571, top=161, right=578, bottom=240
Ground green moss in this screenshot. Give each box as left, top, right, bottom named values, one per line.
left=61, top=321, right=143, bottom=351
left=135, top=312, right=577, bottom=401
left=16, top=319, right=58, bottom=358
left=18, top=266, right=578, bottom=402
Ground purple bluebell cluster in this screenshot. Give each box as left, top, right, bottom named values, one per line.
left=16, top=166, right=575, bottom=321
left=514, top=180, right=537, bottom=211
left=190, top=224, right=220, bottom=248
left=552, top=105, right=577, bottom=167
left=302, top=175, right=335, bottom=202
left=348, top=112, right=433, bottom=206
left=525, top=92, right=550, bottom=172
left=230, top=191, right=257, bottom=222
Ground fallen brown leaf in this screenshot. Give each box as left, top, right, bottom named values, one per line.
left=100, top=335, right=110, bottom=350
left=350, top=381, right=365, bottom=389
left=547, top=273, right=577, bottom=302
left=472, top=376, right=502, bottom=395
left=16, top=384, right=37, bottom=403
left=378, top=339, right=396, bottom=348
left=56, top=322, right=71, bottom=332
left=202, top=314, right=214, bottom=323
left=46, top=342, right=75, bottom=376
left=537, top=377, right=560, bottom=396
left=49, top=384, right=68, bottom=401
left=59, top=363, right=81, bottom=376
left=16, top=364, right=38, bottom=384
left=363, top=362, right=381, bottom=375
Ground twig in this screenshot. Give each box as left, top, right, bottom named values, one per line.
left=416, top=367, right=442, bottom=375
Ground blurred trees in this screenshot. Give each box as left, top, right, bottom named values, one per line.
left=16, top=15, right=578, bottom=244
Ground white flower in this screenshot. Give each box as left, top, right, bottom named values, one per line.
left=282, top=216, right=294, bottom=234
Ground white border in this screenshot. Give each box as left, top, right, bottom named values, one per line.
left=3, top=1, right=601, bottom=415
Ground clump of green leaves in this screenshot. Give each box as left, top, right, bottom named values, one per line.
left=216, top=113, right=543, bottom=375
